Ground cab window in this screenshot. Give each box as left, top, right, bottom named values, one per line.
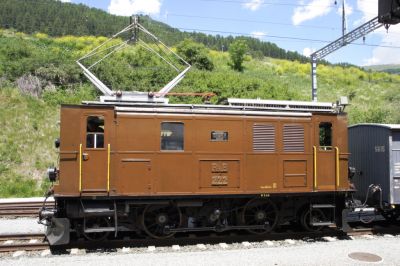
left=161, top=122, right=184, bottom=151
left=86, top=116, right=104, bottom=148
left=319, top=122, right=332, bottom=150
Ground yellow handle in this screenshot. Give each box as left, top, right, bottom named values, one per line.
left=107, top=144, right=111, bottom=192
left=335, top=147, right=340, bottom=187
left=313, top=146, right=317, bottom=189
left=79, top=143, right=82, bottom=192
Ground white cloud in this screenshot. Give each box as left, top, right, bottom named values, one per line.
left=292, top=0, right=332, bottom=26
left=363, top=27, right=400, bottom=65
left=354, top=0, right=377, bottom=25
left=59, top=0, right=71, bottom=2
left=242, top=0, right=264, bottom=11
left=303, top=47, right=315, bottom=57
left=108, top=0, right=161, bottom=16
left=356, top=0, right=400, bottom=65
left=251, top=31, right=267, bottom=39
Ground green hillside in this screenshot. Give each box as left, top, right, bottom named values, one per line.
left=363, top=64, right=400, bottom=74
left=1, top=28, right=400, bottom=197
left=0, top=0, right=309, bottom=63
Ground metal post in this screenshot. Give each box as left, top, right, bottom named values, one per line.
left=311, top=56, right=317, bottom=102
left=131, top=15, right=139, bottom=43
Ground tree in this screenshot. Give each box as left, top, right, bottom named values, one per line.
left=176, top=39, right=214, bottom=71
left=228, top=39, right=248, bottom=72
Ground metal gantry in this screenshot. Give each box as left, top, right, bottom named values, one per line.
left=310, top=16, right=383, bottom=102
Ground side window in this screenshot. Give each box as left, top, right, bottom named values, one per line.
left=86, top=116, right=104, bottom=149
left=161, top=122, right=184, bottom=151
left=319, top=122, right=332, bottom=150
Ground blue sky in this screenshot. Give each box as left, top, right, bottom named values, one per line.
left=62, top=0, right=400, bottom=66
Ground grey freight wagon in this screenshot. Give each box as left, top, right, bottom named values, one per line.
left=349, top=124, right=400, bottom=220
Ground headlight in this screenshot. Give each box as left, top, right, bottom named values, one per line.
left=54, top=138, right=60, bottom=148
left=47, top=167, right=58, bottom=182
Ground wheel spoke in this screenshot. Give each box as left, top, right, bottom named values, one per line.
left=142, top=204, right=181, bottom=239
left=242, top=199, right=278, bottom=234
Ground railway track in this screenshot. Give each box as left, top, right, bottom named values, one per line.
left=0, top=224, right=399, bottom=256
left=0, top=198, right=53, bottom=217
left=0, top=233, right=48, bottom=253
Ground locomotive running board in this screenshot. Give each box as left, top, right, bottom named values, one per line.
left=165, top=224, right=270, bottom=233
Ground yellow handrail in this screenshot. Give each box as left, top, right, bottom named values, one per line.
left=335, top=147, right=340, bottom=187
left=79, top=143, right=82, bottom=192
left=107, top=144, right=111, bottom=192
left=313, top=146, right=317, bottom=189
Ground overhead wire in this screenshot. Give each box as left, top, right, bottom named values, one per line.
left=196, top=0, right=377, bottom=15
left=177, top=27, right=400, bottom=49
left=167, top=13, right=338, bottom=31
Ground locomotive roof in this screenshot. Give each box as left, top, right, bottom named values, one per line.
left=78, top=97, right=341, bottom=116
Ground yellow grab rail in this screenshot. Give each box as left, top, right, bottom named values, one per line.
left=313, top=146, right=317, bottom=189
left=335, top=147, right=340, bottom=187
left=107, top=144, right=111, bottom=192
left=79, top=143, right=82, bottom=192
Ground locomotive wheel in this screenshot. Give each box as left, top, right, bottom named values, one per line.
left=242, top=199, right=278, bottom=234
left=82, top=216, right=111, bottom=241
left=141, top=204, right=182, bottom=239
left=300, top=209, right=326, bottom=232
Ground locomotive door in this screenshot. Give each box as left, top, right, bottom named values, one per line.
left=80, top=113, right=111, bottom=194
left=315, top=120, right=336, bottom=190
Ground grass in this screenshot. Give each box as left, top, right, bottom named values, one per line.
left=0, top=85, right=95, bottom=197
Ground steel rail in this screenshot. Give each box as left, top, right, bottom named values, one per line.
left=0, top=233, right=47, bottom=253
left=0, top=201, right=53, bottom=217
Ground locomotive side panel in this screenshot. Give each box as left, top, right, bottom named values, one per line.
left=194, top=117, right=244, bottom=193
left=55, top=107, right=82, bottom=195
left=244, top=119, right=279, bottom=192
left=113, top=114, right=157, bottom=195
left=279, top=120, right=313, bottom=192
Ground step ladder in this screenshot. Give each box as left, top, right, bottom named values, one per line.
left=310, top=204, right=336, bottom=226
left=80, top=200, right=118, bottom=236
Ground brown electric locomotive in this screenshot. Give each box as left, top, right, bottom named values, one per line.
left=39, top=17, right=352, bottom=246
left=41, top=98, right=351, bottom=245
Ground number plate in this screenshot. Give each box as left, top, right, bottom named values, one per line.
left=211, top=175, right=228, bottom=186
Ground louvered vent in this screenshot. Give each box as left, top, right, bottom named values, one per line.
left=283, top=124, right=304, bottom=152
left=253, top=124, right=275, bottom=152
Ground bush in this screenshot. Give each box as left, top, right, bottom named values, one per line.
left=228, top=39, right=248, bottom=72
left=176, top=39, right=214, bottom=71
